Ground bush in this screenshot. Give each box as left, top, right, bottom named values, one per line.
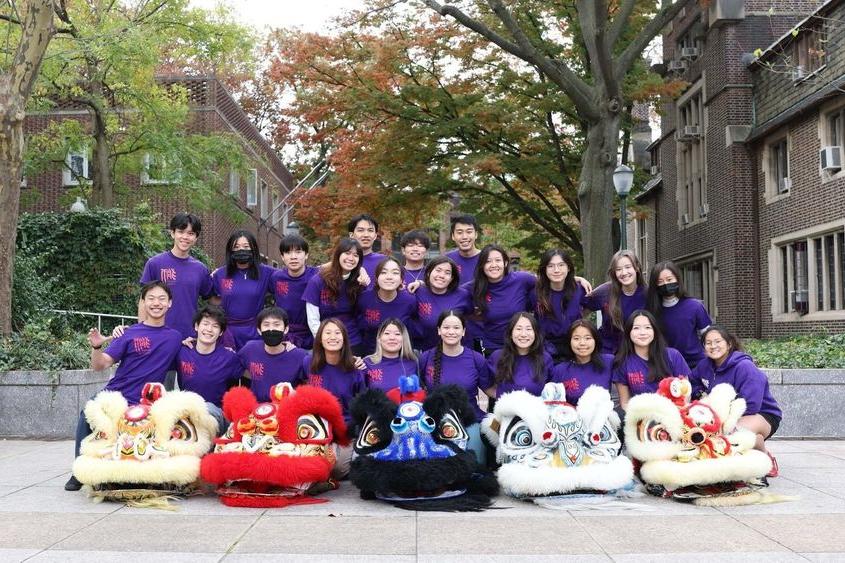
left=0, top=319, right=89, bottom=371
left=744, top=333, right=845, bottom=369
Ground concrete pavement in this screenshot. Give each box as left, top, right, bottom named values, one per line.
left=1, top=439, right=844, bottom=561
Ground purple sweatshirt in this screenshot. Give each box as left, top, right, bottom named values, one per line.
left=139, top=251, right=213, bottom=338
left=302, top=273, right=362, bottom=346
left=485, top=349, right=553, bottom=397
left=612, top=347, right=691, bottom=396
left=237, top=340, right=308, bottom=402
left=355, top=289, right=417, bottom=354
left=362, top=356, right=419, bottom=391
left=470, top=270, right=535, bottom=351
left=272, top=265, right=318, bottom=349
left=530, top=284, right=586, bottom=355
left=413, top=285, right=473, bottom=350
left=361, top=252, right=387, bottom=289
left=211, top=263, right=275, bottom=350
left=582, top=283, right=647, bottom=355
left=446, top=250, right=480, bottom=286
left=690, top=351, right=782, bottom=418
left=658, top=297, right=712, bottom=367
left=419, top=346, right=489, bottom=421
left=303, top=354, right=365, bottom=422
left=176, top=344, right=242, bottom=406
left=103, top=323, right=183, bottom=403
left=551, top=353, right=615, bottom=405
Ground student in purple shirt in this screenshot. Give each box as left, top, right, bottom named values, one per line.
left=349, top=214, right=386, bottom=289
left=304, top=318, right=365, bottom=477
left=646, top=261, right=712, bottom=368
left=175, top=305, right=241, bottom=434
left=363, top=319, right=419, bottom=391
left=692, top=326, right=782, bottom=476
left=356, top=257, right=417, bottom=355
left=139, top=212, right=214, bottom=339
left=583, top=250, right=647, bottom=356
left=412, top=256, right=473, bottom=350
left=400, top=229, right=430, bottom=287
left=304, top=238, right=366, bottom=355
left=272, top=234, right=318, bottom=349
left=613, top=309, right=691, bottom=410
left=445, top=214, right=482, bottom=285
left=238, top=307, right=309, bottom=403
left=531, top=249, right=586, bottom=361
left=211, top=230, right=275, bottom=351
left=551, top=319, right=614, bottom=405
left=486, top=312, right=553, bottom=398
left=66, top=281, right=184, bottom=491
left=418, top=310, right=490, bottom=464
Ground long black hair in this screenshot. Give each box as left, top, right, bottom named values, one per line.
left=535, top=249, right=576, bottom=316
left=615, top=309, right=671, bottom=383
left=423, top=255, right=460, bottom=294
left=646, top=260, right=690, bottom=323
left=566, top=319, right=605, bottom=371
left=495, top=312, right=546, bottom=385
left=432, top=309, right=466, bottom=388
left=225, top=229, right=260, bottom=279
left=472, top=244, right=509, bottom=315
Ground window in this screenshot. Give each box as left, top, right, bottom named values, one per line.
left=822, top=108, right=844, bottom=176
left=792, top=21, right=826, bottom=78
left=141, top=153, right=180, bottom=185
left=271, top=191, right=280, bottom=227
left=774, top=226, right=845, bottom=317
left=246, top=169, right=257, bottom=207
left=676, top=87, right=706, bottom=226
left=260, top=180, right=268, bottom=219
left=765, top=136, right=790, bottom=197
left=676, top=23, right=704, bottom=59
left=62, top=149, right=89, bottom=186
left=636, top=217, right=649, bottom=273
left=228, top=170, right=239, bottom=196
left=678, top=254, right=716, bottom=315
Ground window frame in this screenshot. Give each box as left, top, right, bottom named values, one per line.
left=62, top=149, right=89, bottom=187
left=675, top=80, right=707, bottom=228
left=246, top=169, right=258, bottom=207
left=676, top=252, right=717, bottom=317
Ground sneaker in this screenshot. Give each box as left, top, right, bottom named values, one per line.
left=64, top=475, right=82, bottom=491
left=766, top=451, right=779, bottom=478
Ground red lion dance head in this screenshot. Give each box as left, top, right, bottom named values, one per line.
left=200, top=383, right=348, bottom=507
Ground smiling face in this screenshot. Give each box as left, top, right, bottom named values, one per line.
left=195, top=316, right=222, bottom=346
left=171, top=226, right=198, bottom=254
left=451, top=222, right=477, bottom=253
left=282, top=248, right=308, bottom=274
left=321, top=322, right=345, bottom=352
left=703, top=330, right=731, bottom=364
left=437, top=315, right=465, bottom=347
left=570, top=325, right=596, bottom=363
left=483, top=250, right=506, bottom=282
left=545, top=254, right=569, bottom=285
left=379, top=323, right=404, bottom=356
left=614, top=256, right=637, bottom=289
left=629, top=315, right=655, bottom=350
left=511, top=316, right=536, bottom=354
left=143, top=286, right=172, bottom=320
left=402, top=240, right=427, bottom=264
left=350, top=220, right=377, bottom=251
left=377, top=260, right=403, bottom=292
left=339, top=248, right=360, bottom=274
left=428, top=262, right=454, bottom=293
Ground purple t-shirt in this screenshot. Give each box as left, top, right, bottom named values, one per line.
left=139, top=251, right=213, bottom=338
left=413, top=285, right=473, bottom=350
left=471, top=270, right=536, bottom=351
left=361, top=252, right=387, bottom=289
left=658, top=298, right=712, bottom=367
left=272, top=265, right=318, bottom=349
left=362, top=356, right=419, bottom=391
left=419, top=347, right=489, bottom=421
left=355, top=289, right=417, bottom=354
left=403, top=266, right=426, bottom=287
left=612, top=347, right=691, bottom=397
left=691, top=351, right=782, bottom=418
left=530, top=284, right=586, bottom=354
left=445, top=250, right=480, bottom=286
left=211, top=263, right=275, bottom=350
left=237, top=340, right=308, bottom=402
left=582, top=283, right=647, bottom=355
left=485, top=349, right=553, bottom=397
left=302, top=274, right=362, bottom=346
left=551, top=353, right=615, bottom=405
left=176, top=345, right=242, bottom=406
left=103, top=323, right=183, bottom=404
left=303, top=354, right=365, bottom=421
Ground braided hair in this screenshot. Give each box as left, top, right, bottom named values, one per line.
left=432, top=309, right=466, bottom=388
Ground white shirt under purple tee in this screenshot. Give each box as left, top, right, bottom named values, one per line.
left=139, top=251, right=213, bottom=338
left=302, top=274, right=362, bottom=346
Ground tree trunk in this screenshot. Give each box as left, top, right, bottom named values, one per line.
left=91, top=107, right=113, bottom=207
left=578, top=114, right=621, bottom=283
left=0, top=98, right=25, bottom=335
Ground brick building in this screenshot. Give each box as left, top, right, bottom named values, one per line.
left=638, top=0, right=840, bottom=338
left=22, top=76, right=294, bottom=267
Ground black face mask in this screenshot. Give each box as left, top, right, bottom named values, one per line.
left=657, top=282, right=680, bottom=297
left=261, top=330, right=286, bottom=347
left=232, top=249, right=253, bottom=264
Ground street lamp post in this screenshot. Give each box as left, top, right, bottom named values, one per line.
left=613, top=164, right=634, bottom=251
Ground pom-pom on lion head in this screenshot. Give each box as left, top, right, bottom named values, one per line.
left=482, top=383, right=633, bottom=498
left=200, top=383, right=347, bottom=508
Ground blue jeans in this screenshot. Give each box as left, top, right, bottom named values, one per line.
left=466, top=422, right=486, bottom=466
left=73, top=410, right=92, bottom=458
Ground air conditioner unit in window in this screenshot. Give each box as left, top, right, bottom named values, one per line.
left=681, top=213, right=691, bottom=225
left=684, top=125, right=701, bottom=138
left=699, top=203, right=709, bottom=217
left=779, top=177, right=792, bottom=192
left=792, top=65, right=805, bottom=82
left=681, top=47, right=700, bottom=59
left=820, top=146, right=843, bottom=170
left=667, top=59, right=688, bottom=72
left=650, top=165, right=660, bottom=175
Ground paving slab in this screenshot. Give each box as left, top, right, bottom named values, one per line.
left=611, top=554, right=806, bottom=562
left=28, top=551, right=221, bottom=562
left=737, top=514, right=845, bottom=552
left=0, top=484, right=122, bottom=514
left=0, top=512, right=106, bottom=550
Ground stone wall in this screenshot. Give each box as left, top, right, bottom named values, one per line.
left=765, top=368, right=845, bottom=438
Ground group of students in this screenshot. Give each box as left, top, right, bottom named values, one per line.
left=64, top=211, right=783, bottom=490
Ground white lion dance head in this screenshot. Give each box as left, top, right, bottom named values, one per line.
left=624, top=378, right=775, bottom=505
left=482, top=383, right=634, bottom=498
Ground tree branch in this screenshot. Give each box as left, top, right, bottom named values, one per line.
left=616, top=0, right=691, bottom=75
left=608, top=0, right=636, bottom=49
left=577, top=0, right=617, bottom=96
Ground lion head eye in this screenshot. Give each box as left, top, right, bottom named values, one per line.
left=296, top=415, right=328, bottom=442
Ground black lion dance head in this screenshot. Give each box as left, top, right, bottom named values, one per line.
left=348, top=375, right=498, bottom=511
